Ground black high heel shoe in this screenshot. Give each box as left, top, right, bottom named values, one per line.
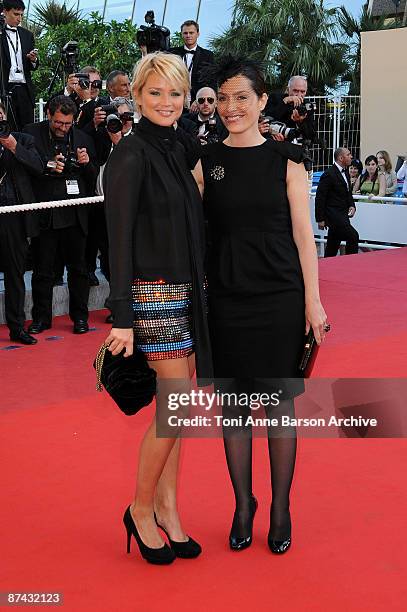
left=268, top=508, right=291, bottom=554
left=229, top=495, right=258, bottom=551
left=154, top=513, right=202, bottom=558
left=123, top=506, right=176, bottom=565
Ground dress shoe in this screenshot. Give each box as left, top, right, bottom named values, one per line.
left=105, top=313, right=114, bottom=324
left=28, top=321, right=51, bottom=334
left=73, top=320, right=89, bottom=334
left=268, top=508, right=291, bottom=554
left=229, top=495, right=258, bottom=551
left=9, top=329, right=38, bottom=345
left=88, top=272, right=99, bottom=286
left=154, top=513, right=202, bottom=559
left=123, top=506, right=175, bottom=565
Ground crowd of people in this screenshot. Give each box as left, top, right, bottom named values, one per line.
left=0, top=1, right=321, bottom=345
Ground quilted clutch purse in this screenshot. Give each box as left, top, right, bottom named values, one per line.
left=94, top=342, right=156, bottom=415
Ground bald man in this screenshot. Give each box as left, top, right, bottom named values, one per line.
left=186, top=87, right=228, bottom=142
left=315, top=147, right=359, bottom=257
left=264, top=75, right=316, bottom=142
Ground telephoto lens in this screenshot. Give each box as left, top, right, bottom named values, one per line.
left=106, top=114, right=122, bottom=134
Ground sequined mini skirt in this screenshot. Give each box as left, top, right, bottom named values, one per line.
left=132, top=279, right=194, bottom=361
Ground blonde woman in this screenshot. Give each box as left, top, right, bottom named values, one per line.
left=104, top=53, right=211, bottom=564
left=377, top=150, right=397, bottom=199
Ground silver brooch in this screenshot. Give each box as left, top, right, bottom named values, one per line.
left=210, top=165, right=225, bottom=181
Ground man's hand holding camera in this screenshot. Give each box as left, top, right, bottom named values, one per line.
left=93, top=107, right=106, bottom=129
left=0, top=134, right=17, bottom=154
left=76, top=147, right=89, bottom=165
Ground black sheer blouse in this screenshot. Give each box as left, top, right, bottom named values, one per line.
left=104, top=116, right=212, bottom=379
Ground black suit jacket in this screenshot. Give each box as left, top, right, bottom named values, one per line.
left=0, top=132, right=44, bottom=237
left=1, top=26, right=39, bottom=105
left=23, top=121, right=98, bottom=234
left=184, top=111, right=228, bottom=141
left=170, top=45, right=215, bottom=101
left=315, top=164, right=355, bottom=225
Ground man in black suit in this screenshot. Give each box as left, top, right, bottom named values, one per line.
left=170, top=20, right=214, bottom=106
left=0, top=102, right=43, bottom=344
left=315, top=147, right=359, bottom=257
left=1, top=0, right=39, bottom=130
left=23, top=95, right=98, bottom=335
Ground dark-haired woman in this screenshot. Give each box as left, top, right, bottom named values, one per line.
left=353, top=155, right=386, bottom=200
left=349, top=159, right=363, bottom=190
left=192, top=58, right=327, bottom=554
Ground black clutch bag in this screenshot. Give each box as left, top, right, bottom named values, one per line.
left=298, top=329, right=319, bottom=378
left=299, top=325, right=330, bottom=377
left=93, top=343, right=156, bottom=416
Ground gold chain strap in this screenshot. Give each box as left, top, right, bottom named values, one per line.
left=95, top=343, right=108, bottom=392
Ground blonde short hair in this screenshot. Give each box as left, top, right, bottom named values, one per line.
left=131, top=52, right=190, bottom=109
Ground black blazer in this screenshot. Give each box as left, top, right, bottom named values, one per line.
left=0, top=132, right=44, bottom=237
left=1, top=26, right=39, bottom=105
left=184, top=111, right=228, bottom=141
left=315, top=164, right=355, bottom=224
left=170, top=45, right=215, bottom=101
left=23, top=121, right=98, bottom=234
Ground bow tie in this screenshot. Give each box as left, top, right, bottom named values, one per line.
left=6, top=27, right=17, bottom=32
left=184, top=49, right=195, bottom=55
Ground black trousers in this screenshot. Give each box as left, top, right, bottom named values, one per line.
left=85, top=205, right=110, bottom=280
left=325, top=220, right=359, bottom=257
left=0, top=214, right=28, bottom=333
left=31, top=225, right=89, bottom=325
left=7, top=83, right=35, bottom=131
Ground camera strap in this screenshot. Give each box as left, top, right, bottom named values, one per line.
left=5, top=29, right=23, bottom=74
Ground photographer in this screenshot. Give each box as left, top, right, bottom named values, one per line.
left=263, top=76, right=316, bottom=143
left=86, top=97, right=135, bottom=302
left=185, top=87, right=227, bottom=143
left=106, top=70, right=131, bottom=102
left=1, top=0, right=39, bottom=130
left=0, top=102, right=43, bottom=344
left=58, top=66, right=109, bottom=129
left=23, top=95, right=98, bottom=335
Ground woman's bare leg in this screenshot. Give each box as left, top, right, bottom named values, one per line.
left=154, top=353, right=196, bottom=541
left=130, top=355, right=193, bottom=548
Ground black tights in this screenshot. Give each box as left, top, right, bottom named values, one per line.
left=223, top=398, right=296, bottom=539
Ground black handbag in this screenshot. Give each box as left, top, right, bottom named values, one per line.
left=93, top=343, right=156, bottom=415
left=299, top=325, right=330, bottom=378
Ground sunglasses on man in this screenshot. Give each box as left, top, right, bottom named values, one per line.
left=197, top=97, right=215, bottom=105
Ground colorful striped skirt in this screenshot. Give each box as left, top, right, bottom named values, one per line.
left=132, top=279, right=194, bottom=361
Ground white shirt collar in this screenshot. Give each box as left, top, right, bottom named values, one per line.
left=184, top=45, right=198, bottom=52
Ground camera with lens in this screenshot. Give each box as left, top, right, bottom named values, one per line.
left=296, top=101, right=315, bottom=117
left=268, top=120, right=300, bottom=142
left=0, top=119, right=11, bottom=139
left=136, top=10, right=170, bottom=53
left=61, top=41, right=79, bottom=75
left=200, top=117, right=220, bottom=145
left=74, top=73, right=102, bottom=90
left=99, top=104, right=134, bottom=134
left=52, top=143, right=81, bottom=175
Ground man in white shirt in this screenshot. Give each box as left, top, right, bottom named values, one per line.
left=1, top=0, right=39, bottom=129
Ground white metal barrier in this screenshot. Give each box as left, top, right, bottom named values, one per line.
left=309, top=193, right=407, bottom=251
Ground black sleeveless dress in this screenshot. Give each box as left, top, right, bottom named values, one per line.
left=201, top=140, right=306, bottom=398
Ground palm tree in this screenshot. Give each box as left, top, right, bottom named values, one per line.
left=32, top=1, right=81, bottom=28
left=210, top=0, right=348, bottom=94
left=338, top=2, right=395, bottom=94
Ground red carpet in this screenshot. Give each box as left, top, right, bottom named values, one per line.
left=1, top=248, right=407, bottom=611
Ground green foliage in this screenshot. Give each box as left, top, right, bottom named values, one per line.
left=33, top=1, right=81, bottom=27
left=31, top=13, right=141, bottom=99
left=211, top=0, right=348, bottom=94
